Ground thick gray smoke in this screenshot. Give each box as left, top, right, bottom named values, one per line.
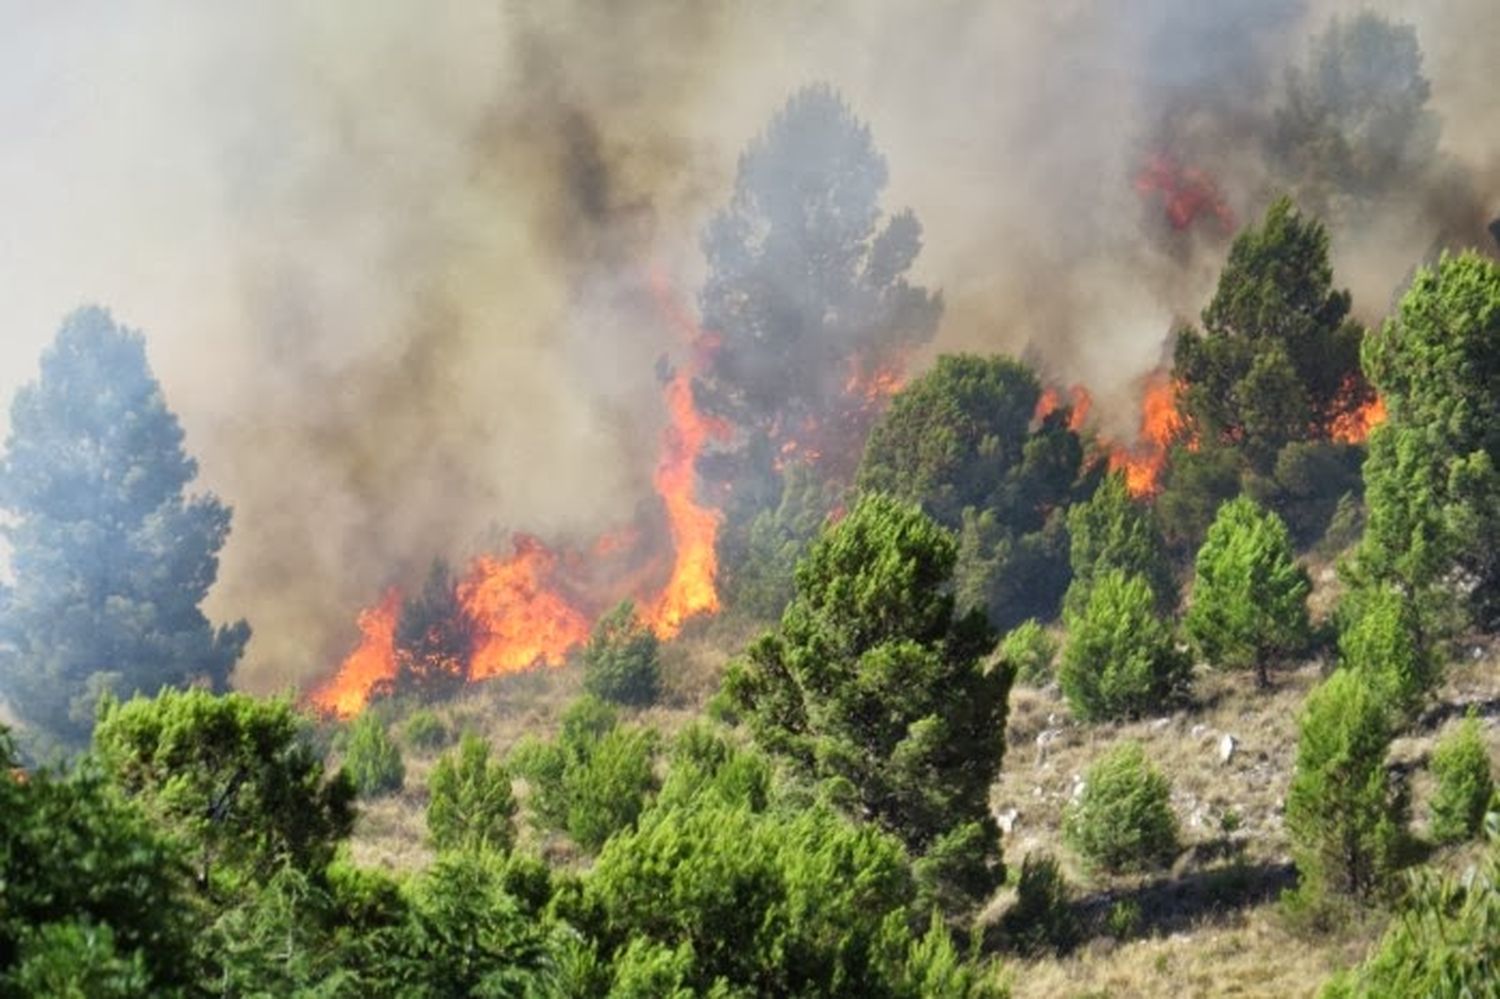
left=0, top=1, right=1492, bottom=690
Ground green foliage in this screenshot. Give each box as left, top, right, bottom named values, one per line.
left=428, top=733, right=517, bottom=853
left=1064, top=472, right=1175, bottom=615
left=343, top=713, right=405, bottom=798
left=0, top=308, right=249, bottom=747
left=402, top=708, right=450, bottom=752
left=1106, top=899, right=1142, bottom=942
left=1321, top=815, right=1500, bottom=998
left=1064, top=742, right=1180, bottom=873
left=1427, top=712, right=1494, bottom=845
left=1173, top=197, right=1367, bottom=477
left=725, top=463, right=843, bottom=622
left=1185, top=497, right=1312, bottom=687
left=583, top=600, right=661, bottom=707
left=1336, top=586, right=1437, bottom=722
left=93, top=688, right=355, bottom=893
left=0, top=756, right=196, bottom=994
left=999, top=852, right=1079, bottom=955
left=508, top=697, right=658, bottom=852
left=724, top=494, right=1008, bottom=911
left=1059, top=569, right=1191, bottom=722
left=391, top=559, right=472, bottom=701
left=1154, top=444, right=1242, bottom=556
left=1358, top=252, right=1500, bottom=628
left=859, top=353, right=1087, bottom=629
left=657, top=722, right=771, bottom=812
left=1286, top=670, right=1405, bottom=900
left=998, top=619, right=1059, bottom=687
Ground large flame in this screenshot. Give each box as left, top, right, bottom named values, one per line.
left=1108, top=373, right=1186, bottom=497
left=308, top=588, right=402, bottom=719
left=458, top=537, right=593, bottom=680
left=1135, top=153, right=1235, bottom=234
left=308, top=268, right=730, bottom=717
left=1035, top=384, right=1092, bottom=432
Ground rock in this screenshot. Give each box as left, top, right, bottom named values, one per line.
left=1035, top=727, right=1062, bottom=763
left=1150, top=717, right=1172, bottom=732
left=1190, top=723, right=1208, bottom=739
left=997, top=808, right=1020, bottom=835
left=1218, top=733, right=1237, bottom=765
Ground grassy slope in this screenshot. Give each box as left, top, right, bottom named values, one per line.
left=346, top=592, right=1500, bottom=999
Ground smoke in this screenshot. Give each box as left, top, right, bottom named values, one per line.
left=0, top=1, right=1493, bottom=690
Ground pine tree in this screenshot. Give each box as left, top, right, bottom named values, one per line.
left=0, top=308, right=248, bottom=747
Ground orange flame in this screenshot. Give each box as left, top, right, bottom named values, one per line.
left=1330, top=396, right=1387, bottom=444
left=308, top=588, right=402, bottom=719
left=458, top=537, right=592, bottom=680
left=1135, top=153, right=1235, bottom=234
left=1108, top=373, right=1186, bottom=497
left=1035, top=384, right=1092, bottom=433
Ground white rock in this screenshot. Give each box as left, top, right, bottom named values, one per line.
left=1150, top=717, right=1172, bottom=732
left=997, top=808, right=1020, bottom=835
left=1190, top=723, right=1208, bottom=739
left=1218, top=733, right=1237, bottom=765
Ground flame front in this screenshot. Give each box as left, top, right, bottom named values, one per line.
left=1035, top=384, right=1092, bottom=433
left=1330, top=396, right=1387, bottom=444
left=1108, top=373, right=1187, bottom=497
left=458, top=538, right=592, bottom=679
left=308, top=588, right=402, bottom=719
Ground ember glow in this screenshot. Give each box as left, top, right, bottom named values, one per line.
left=1330, top=396, right=1387, bottom=444
left=1134, top=153, right=1235, bottom=234
left=308, top=589, right=401, bottom=719
left=1035, top=384, right=1093, bottom=432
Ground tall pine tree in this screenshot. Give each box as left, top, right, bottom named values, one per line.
left=0, top=308, right=248, bottom=747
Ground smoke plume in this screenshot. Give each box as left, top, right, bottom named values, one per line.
left=0, top=0, right=1492, bottom=690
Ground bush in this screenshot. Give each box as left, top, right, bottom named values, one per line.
left=1064, top=742, right=1179, bottom=873
left=402, top=709, right=450, bottom=752
left=344, top=714, right=405, bottom=798
left=1337, top=585, right=1437, bottom=723
left=1286, top=669, right=1404, bottom=899
left=1185, top=497, right=1311, bottom=688
left=999, top=619, right=1059, bottom=687
left=999, top=852, right=1078, bottom=955
left=428, top=734, right=517, bottom=853
left=1428, top=711, right=1494, bottom=845
left=582, top=601, right=661, bottom=707
left=1060, top=569, right=1191, bottom=721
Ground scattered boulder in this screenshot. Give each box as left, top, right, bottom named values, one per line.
left=997, top=807, right=1020, bottom=835
left=1218, top=733, right=1237, bottom=765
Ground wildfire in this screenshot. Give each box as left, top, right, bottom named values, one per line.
left=1330, top=396, right=1387, bottom=444
left=1108, top=373, right=1186, bottom=497
left=308, top=267, right=731, bottom=718
left=1035, top=384, right=1093, bottom=433
left=1135, top=153, right=1235, bottom=234
left=308, top=589, right=402, bottom=719
left=458, top=538, right=593, bottom=680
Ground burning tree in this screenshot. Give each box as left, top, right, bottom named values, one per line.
left=699, top=84, right=941, bottom=600
left=0, top=308, right=250, bottom=748
left=1165, top=197, right=1373, bottom=547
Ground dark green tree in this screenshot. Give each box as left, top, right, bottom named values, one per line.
left=391, top=559, right=472, bottom=701
left=724, top=494, right=1008, bottom=911
left=0, top=729, right=198, bottom=995
left=428, top=733, right=518, bottom=853
left=1185, top=497, right=1311, bottom=688
left=1059, top=569, right=1191, bottom=722
left=1286, top=669, right=1405, bottom=901
left=1357, top=252, right=1500, bottom=628
left=582, top=600, right=660, bottom=707
left=0, top=308, right=249, bottom=748
left=857, top=353, right=1088, bottom=629
left=92, top=688, right=355, bottom=895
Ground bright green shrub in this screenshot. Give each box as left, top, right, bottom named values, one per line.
left=1064, top=742, right=1179, bottom=873
left=428, top=733, right=517, bottom=853
left=1060, top=570, right=1191, bottom=721
left=999, top=619, right=1059, bottom=687
left=1428, top=712, right=1494, bottom=845
left=402, top=709, right=450, bottom=752
left=582, top=601, right=661, bottom=707
left=344, top=713, right=405, bottom=798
